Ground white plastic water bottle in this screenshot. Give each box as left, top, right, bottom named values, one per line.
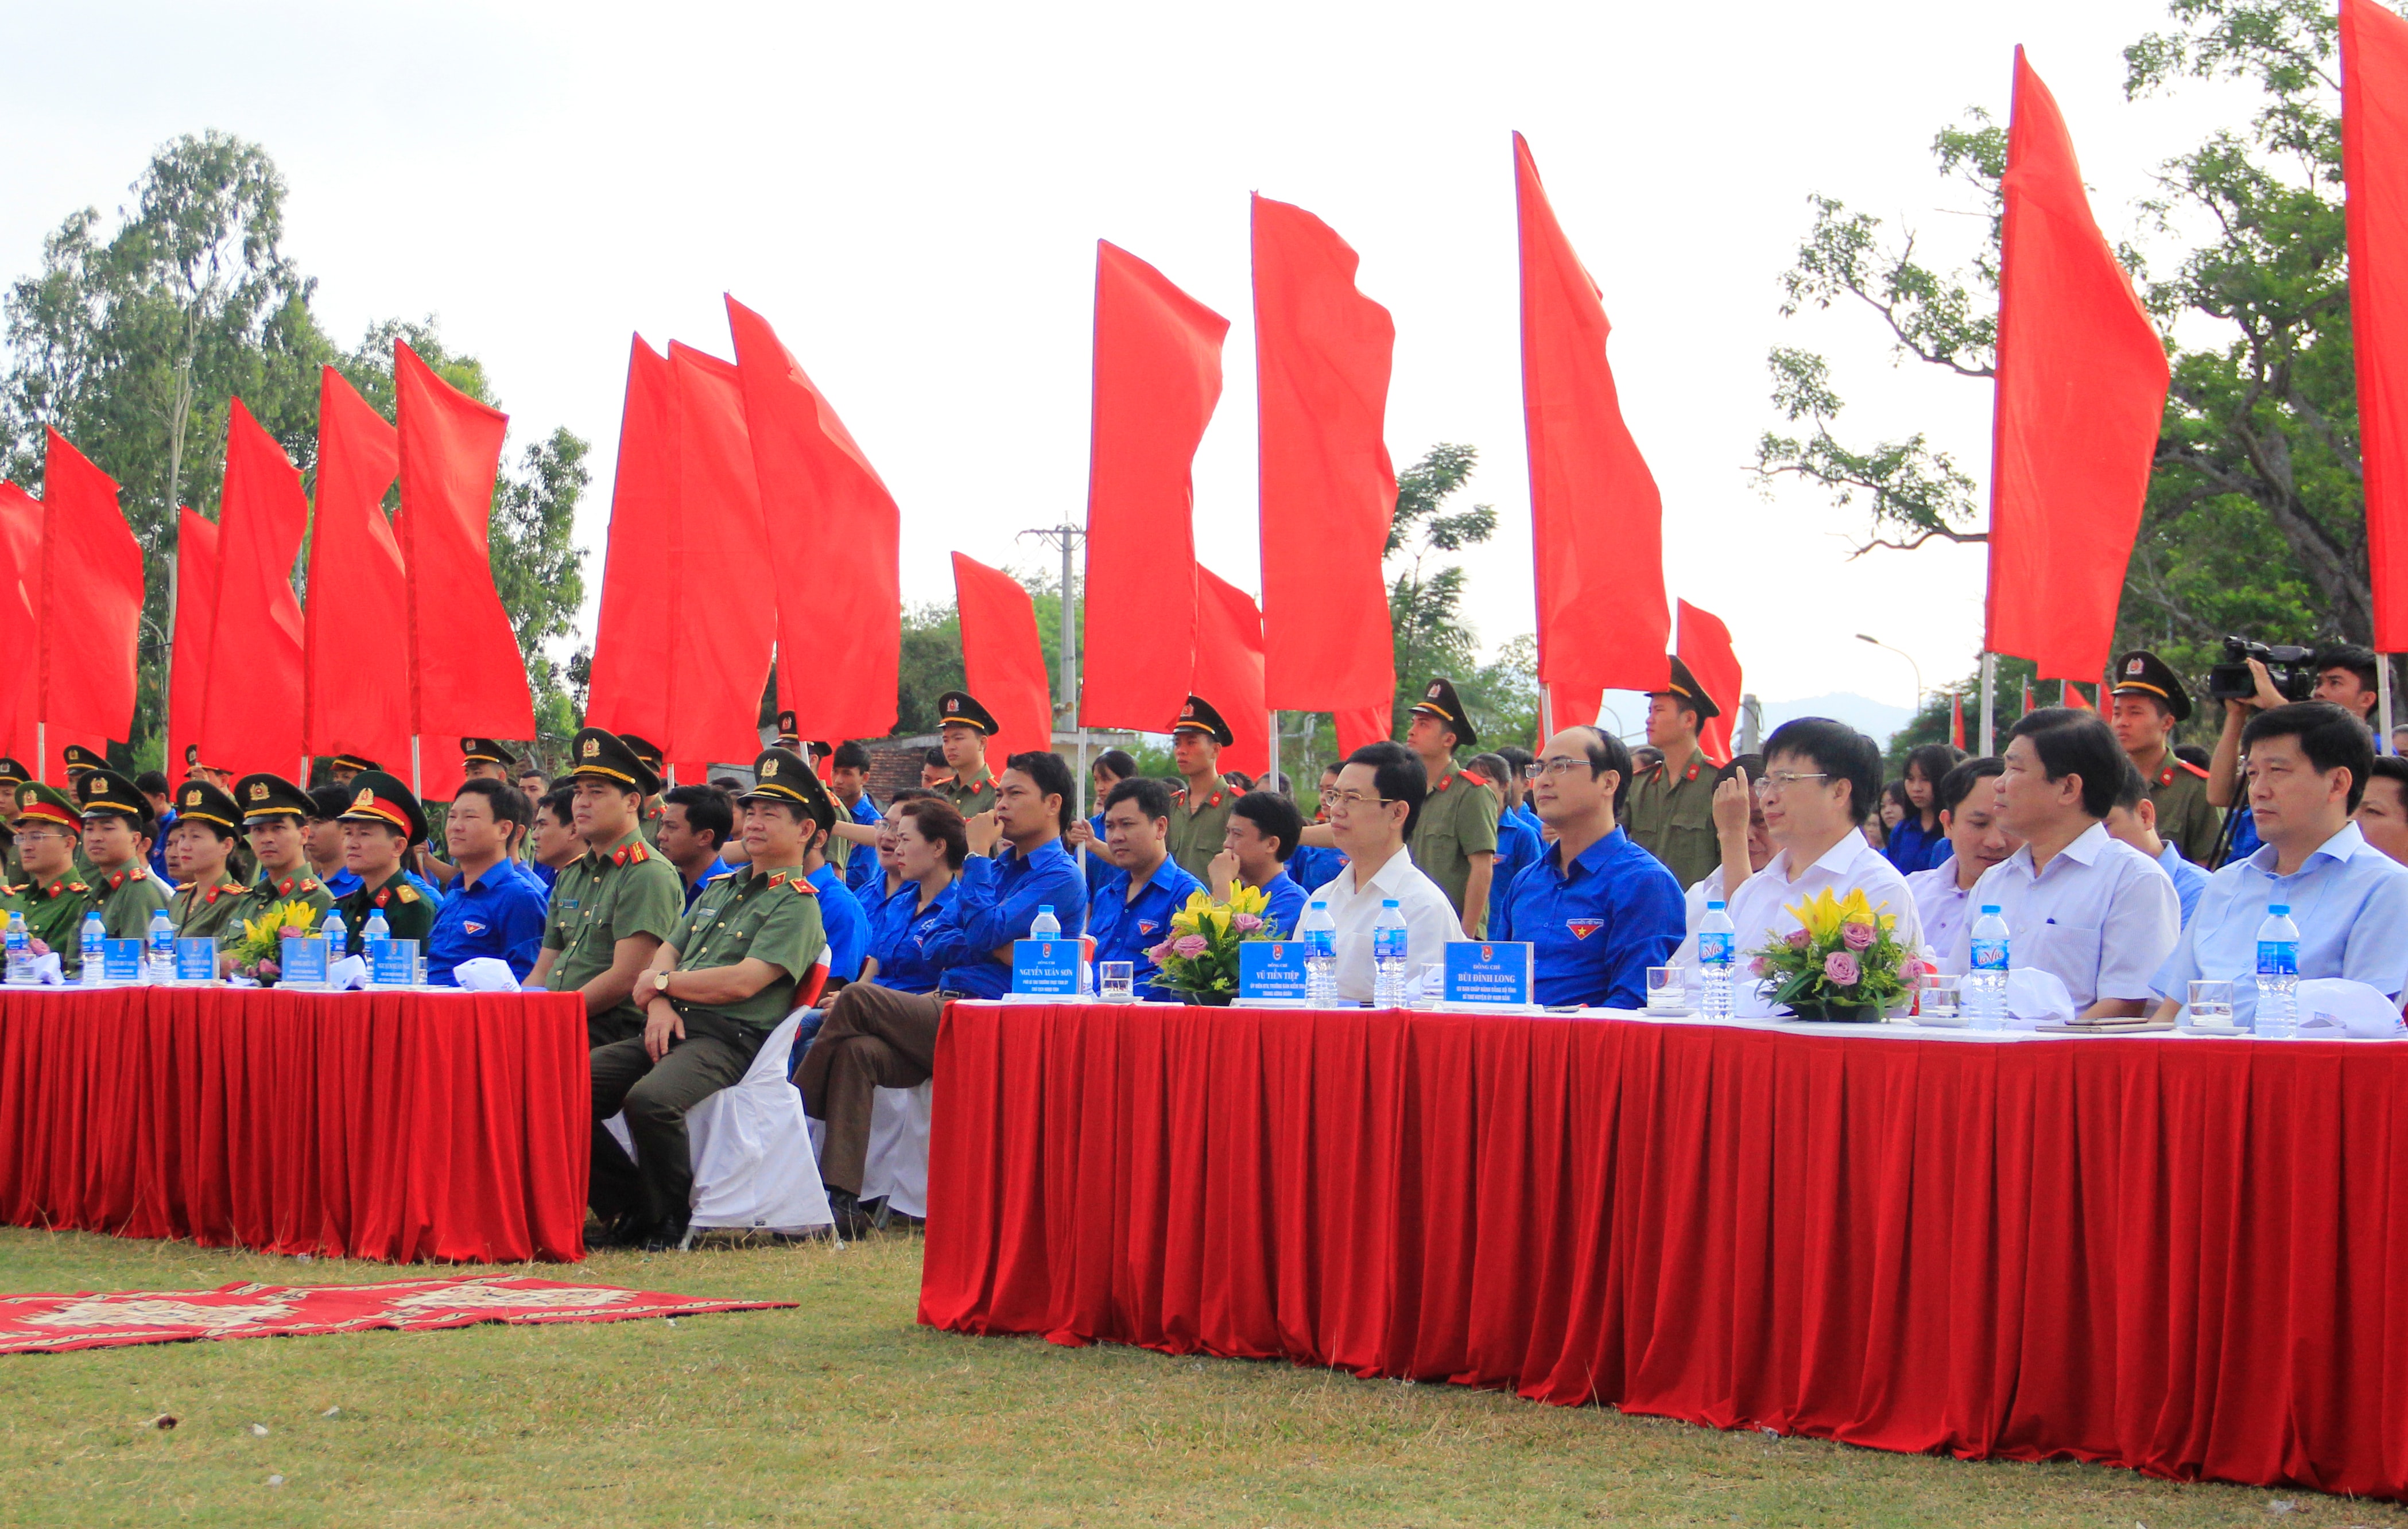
left=1030, top=904, right=1061, bottom=940
left=362, top=907, right=391, bottom=981
left=2255, top=902, right=2301, bottom=1038
left=320, top=907, right=347, bottom=959
left=5, top=911, right=29, bottom=985
left=1966, top=904, right=2010, bottom=1031
left=79, top=911, right=104, bottom=986
left=146, top=908, right=173, bottom=984
left=1371, top=898, right=1409, bottom=1007
left=1298, top=899, right=1337, bottom=1006
left=1697, top=898, right=1736, bottom=1019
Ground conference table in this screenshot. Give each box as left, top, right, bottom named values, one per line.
left=0, top=984, right=590, bottom=1263
left=920, top=999, right=2408, bottom=1500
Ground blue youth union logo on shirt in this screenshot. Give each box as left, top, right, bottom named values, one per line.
left=1012, top=938, right=1082, bottom=996
left=1239, top=941, right=1310, bottom=1002
left=1443, top=941, right=1533, bottom=1007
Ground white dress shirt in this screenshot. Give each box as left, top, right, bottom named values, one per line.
left=2151, top=821, right=2408, bottom=1028
left=1678, top=828, right=1923, bottom=1018
left=1905, top=863, right=1975, bottom=960
left=1944, top=820, right=2180, bottom=1008
left=1306, top=844, right=1460, bottom=1002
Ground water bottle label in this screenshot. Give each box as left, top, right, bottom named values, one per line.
left=1697, top=932, right=1732, bottom=967
left=1304, top=930, right=1334, bottom=958
left=1971, top=940, right=2008, bottom=973
left=2256, top=941, right=2298, bottom=977
left=1372, top=928, right=1408, bottom=961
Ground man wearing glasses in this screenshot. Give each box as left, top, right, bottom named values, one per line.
left=1496, top=729, right=1685, bottom=1009
left=2, top=783, right=92, bottom=976
left=1309, top=742, right=1460, bottom=1003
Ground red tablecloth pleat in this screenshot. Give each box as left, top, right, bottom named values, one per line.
left=0, top=988, right=590, bottom=1262
left=919, top=1003, right=2408, bottom=1499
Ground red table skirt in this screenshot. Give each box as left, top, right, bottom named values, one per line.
left=920, top=1003, right=2408, bottom=1499
left=0, top=987, right=590, bottom=1263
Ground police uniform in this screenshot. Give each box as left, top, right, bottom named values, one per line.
left=932, top=691, right=1000, bottom=818
left=2113, top=650, right=2221, bottom=866
left=620, top=734, right=668, bottom=847
left=59, top=743, right=106, bottom=785
left=546, top=729, right=685, bottom=1047
left=0, top=757, right=30, bottom=886
left=224, top=774, right=333, bottom=940
left=327, top=753, right=379, bottom=786
left=2, top=783, right=91, bottom=975
left=588, top=746, right=829, bottom=1245
left=332, top=772, right=437, bottom=955
left=1405, top=678, right=1501, bottom=934
left=1623, top=655, right=1725, bottom=892
left=73, top=769, right=169, bottom=938
left=462, top=736, right=518, bottom=776
left=1164, top=695, right=1242, bottom=883
left=163, top=780, right=250, bottom=942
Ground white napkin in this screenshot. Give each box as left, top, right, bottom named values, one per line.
left=452, top=957, right=517, bottom=993
left=30, top=952, right=62, bottom=986
left=2295, top=979, right=2406, bottom=1039
left=326, top=954, right=369, bottom=992
left=2005, top=968, right=2076, bottom=1029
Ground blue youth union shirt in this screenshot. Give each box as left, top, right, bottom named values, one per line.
left=1487, top=811, right=1545, bottom=941
left=1498, top=827, right=1686, bottom=1009
left=842, top=794, right=884, bottom=901
left=918, top=837, right=1088, bottom=999
left=1255, top=870, right=1307, bottom=939
left=426, top=859, right=548, bottom=984
left=1088, top=860, right=1206, bottom=1000
left=870, top=880, right=963, bottom=994
left=805, top=861, right=871, bottom=983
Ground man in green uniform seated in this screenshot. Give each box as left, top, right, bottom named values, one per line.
left=591, top=746, right=830, bottom=1250
left=75, top=769, right=169, bottom=938
left=531, top=729, right=685, bottom=1047
left=222, top=774, right=333, bottom=960
left=332, top=771, right=436, bottom=956
left=164, top=779, right=250, bottom=942
left=3, top=783, right=91, bottom=974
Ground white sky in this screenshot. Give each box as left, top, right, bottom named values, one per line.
left=1, top=1, right=2267, bottom=722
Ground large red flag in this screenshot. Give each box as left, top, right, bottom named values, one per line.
left=2345, top=0, right=2408, bottom=649
left=1515, top=133, right=1670, bottom=730
left=1674, top=599, right=1742, bottom=768
left=953, top=554, right=1054, bottom=769
left=303, top=367, right=410, bottom=775
left=394, top=340, right=533, bottom=796
left=168, top=507, right=219, bottom=779
left=661, top=341, right=777, bottom=766
left=726, top=296, right=901, bottom=743
left=1983, top=51, right=2170, bottom=682
left=1192, top=568, right=1269, bottom=779
left=1336, top=705, right=1389, bottom=759
left=0, top=486, right=95, bottom=781
left=1251, top=195, right=1397, bottom=723
left=1951, top=690, right=1967, bottom=750
left=583, top=337, right=677, bottom=749
left=197, top=400, right=308, bottom=778
left=37, top=429, right=143, bottom=753
left=1079, top=242, right=1227, bottom=731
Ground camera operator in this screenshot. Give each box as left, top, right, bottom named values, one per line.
left=2108, top=651, right=2221, bottom=867
left=2208, top=645, right=2387, bottom=865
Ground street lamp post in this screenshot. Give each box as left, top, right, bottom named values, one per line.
left=1855, top=633, right=1924, bottom=721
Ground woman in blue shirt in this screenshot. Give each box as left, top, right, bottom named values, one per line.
left=860, top=797, right=967, bottom=994
left=1887, top=743, right=1965, bottom=874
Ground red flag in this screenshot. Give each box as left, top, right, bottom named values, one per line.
left=953, top=553, right=1054, bottom=768
left=2020, top=674, right=2033, bottom=715
left=2064, top=680, right=2095, bottom=711
left=168, top=507, right=219, bottom=779
left=660, top=341, right=777, bottom=766
left=726, top=296, right=901, bottom=743
left=1674, top=599, right=1742, bottom=767
left=0, top=487, right=37, bottom=760
left=37, top=429, right=143, bottom=753
left=1251, top=195, right=1397, bottom=722
left=197, top=400, right=308, bottom=778
left=1079, top=242, right=1227, bottom=731
left=303, top=367, right=410, bottom=775
left=394, top=341, right=533, bottom=793
left=1336, top=705, right=1388, bottom=760
left=1191, top=568, right=1268, bottom=779
left=1951, top=691, right=1967, bottom=750
left=1515, top=132, right=1670, bottom=728
left=2345, top=0, right=2408, bottom=648
left=584, top=338, right=677, bottom=748
left=1983, top=51, right=2170, bottom=682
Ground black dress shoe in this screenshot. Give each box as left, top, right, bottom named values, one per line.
left=641, top=1222, right=691, bottom=1254
left=827, top=1189, right=872, bottom=1239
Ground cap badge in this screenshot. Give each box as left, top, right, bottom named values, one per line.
left=761, top=759, right=779, bottom=778
left=353, top=789, right=375, bottom=810
left=2127, top=658, right=2145, bottom=676
left=248, top=782, right=268, bottom=802
left=583, top=738, right=600, bottom=758
left=1426, top=682, right=1443, bottom=700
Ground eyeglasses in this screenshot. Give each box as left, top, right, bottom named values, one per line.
left=1754, top=771, right=1832, bottom=797
left=12, top=829, right=67, bottom=845
left=1522, top=758, right=1592, bottom=781
left=1321, top=789, right=1397, bottom=813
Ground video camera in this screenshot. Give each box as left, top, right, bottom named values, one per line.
left=2204, top=636, right=2318, bottom=704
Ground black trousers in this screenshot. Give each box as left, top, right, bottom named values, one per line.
left=589, top=1010, right=766, bottom=1232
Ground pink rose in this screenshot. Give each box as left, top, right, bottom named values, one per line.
left=1785, top=929, right=1811, bottom=949
left=1172, top=934, right=1210, bottom=958
left=1749, top=956, right=1773, bottom=978
left=1230, top=913, right=1263, bottom=933
left=1146, top=942, right=1173, bottom=963
left=1841, top=921, right=1875, bottom=951
left=1823, top=950, right=1860, bottom=986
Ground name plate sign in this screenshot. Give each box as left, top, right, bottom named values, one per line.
left=1238, top=941, right=1310, bottom=1003
left=1443, top=941, right=1534, bottom=1008
left=279, top=936, right=330, bottom=989
left=173, top=938, right=218, bottom=984
left=371, top=939, right=419, bottom=988
left=1011, top=938, right=1083, bottom=997
left=100, top=939, right=143, bottom=982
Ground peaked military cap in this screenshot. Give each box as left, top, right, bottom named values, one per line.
left=337, top=771, right=429, bottom=845
left=568, top=728, right=661, bottom=797
left=1409, top=677, right=1479, bottom=750
left=936, top=690, right=999, bottom=735
left=1173, top=694, right=1235, bottom=747
left=234, top=772, right=313, bottom=823
left=174, top=779, right=242, bottom=833
left=182, top=743, right=208, bottom=777
left=2111, top=650, right=2192, bottom=724
left=460, top=736, right=519, bottom=769
left=743, top=747, right=838, bottom=833
left=328, top=754, right=381, bottom=774
left=0, top=758, right=30, bottom=791
left=59, top=743, right=107, bottom=778
left=13, top=781, right=79, bottom=831
left=773, top=709, right=801, bottom=749
left=1650, top=656, right=1724, bottom=721
left=76, top=767, right=153, bottom=828
left=616, top=734, right=666, bottom=783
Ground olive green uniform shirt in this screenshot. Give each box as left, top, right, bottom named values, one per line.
left=336, top=868, right=435, bottom=956
left=1166, top=775, right=1241, bottom=883
left=2141, top=754, right=2223, bottom=867
left=223, top=870, right=335, bottom=946
left=169, top=875, right=253, bottom=944
left=939, top=771, right=998, bottom=820
left=1409, top=768, right=1501, bottom=935
left=1, top=872, right=94, bottom=976
left=544, top=828, right=685, bottom=1045
left=1624, top=750, right=1721, bottom=893
left=668, top=862, right=828, bottom=1033
left=87, top=860, right=169, bottom=940
left=638, top=796, right=664, bottom=848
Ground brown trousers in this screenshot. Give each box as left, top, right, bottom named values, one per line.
left=795, top=983, right=948, bottom=1195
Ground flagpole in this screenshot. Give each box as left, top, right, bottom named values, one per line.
left=2384, top=657, right=2397, bottom=755
left=1267, top=710, right=1279, bottom=796
left=1978, top=653, right=1996, bottom=756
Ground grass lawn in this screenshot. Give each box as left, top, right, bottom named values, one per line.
left=0, top=1226, right=2398, bottom=1528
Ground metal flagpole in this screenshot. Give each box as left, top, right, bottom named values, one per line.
left=1019, top=521, right=1087, bottom=862
left=1979, top=653, right=1997, bottom=756
left=1267, top=712, right=1279, bottom=797
left=410, top=735, right=421, bottom=795
left=2383, top=657, right=2396, bottom=755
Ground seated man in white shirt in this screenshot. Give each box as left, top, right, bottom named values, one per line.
left=1946, top=708, right=2180, bottom=1019
left=1307, top=740, right=1460, bottom=1003
left=1903, top=756, right=2020, bottom=961
left=1684, top=717, right=1921, bottom=1016
left=2151, top=702, right=2408, bottom=1026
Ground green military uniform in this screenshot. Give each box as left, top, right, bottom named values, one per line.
left=73, top=769, right=169, bottom=937
left=329, top=771, right=439, bottom=956
left=224, top=774, right=335, bottom=944
left=619, top=735, right=668, bottom=848
left=162, top=779, right=249, bottom=942
left=2112, top=650, right=2224, bottom=867
left=547, top=729, right=685, bottom=1047
left=1624, top=750, right=1720, bottom=891
left=3, top=781, right=92, bottom=974
left=1402, top=678, right=1500, bottom=935
left=0, top=758, right=30, bottom=887
left=1162, top=696, right=1242, bottom=882
left=932, top=689, right=1003, bottom=824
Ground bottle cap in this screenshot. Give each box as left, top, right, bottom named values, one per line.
left=1382, top=898, right=1399, bottom=908
left=1309, top=900, right=1325, bottom=909
left=1707, top=899, right=1725, bottom=911
left=2270, top=903, right=2290, bottom=917
left=1980, top=904, right=2001, bottom=915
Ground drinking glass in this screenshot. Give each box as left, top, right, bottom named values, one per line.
left=1645, top=967, right=1688, bottom=1014
left=1100, top=961, right=1135, bottom=1002
left=1918, top=973, right=1961, bottom=1022
left=1409, top=963, right=1444, bottom=1009
left=2187, top=980, right=2237, bottom=1028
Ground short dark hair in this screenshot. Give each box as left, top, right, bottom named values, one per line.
left=518, top=769, right=549, bottom=786
left=456, top=777, right=531, bottom=835
left=710, top=775, right=744, bottom=791
left=537, top=785, right=576, bottom=828
left=1496, top=744, right=1535, bottom=778
left=1344, top=739, right=1429, bottom=839
left=1717, top=752, right=1764, bottom=789
left=923, top=746, right=948, bottom=768
left=662, top=783, right=733, bottom=850
left=1103, top=776, right=1174, bottom=824
left=308, top=783, right=352, bottom=823
left=894, top=796, right=968, bottom=869
left=885, top=786, right=937, bottom=807
left=1761, top=717, right=1883, bottom=824
left=831, top=742, right=871, bottom=772
left=2313, top=643, right=2380, bottom=692
left=2111, top=756, right=2147, bottom=814
left=135, top=770, right=169, bottom=797
left=1229, top=790, right=1304, bottom=862
left=2007, top=708, right=2126, bottom=819
left=2242, top=700, right=2375, bottom=812
left=1905, top=743, right=1967, bottom=790
left=1935, top=756, right=2003, bottom=818
left=1094, top=749, right=1138, bottom=782
left=1006, top=750, right=1078, bottom=833
left=1571, top=726, right=1635, bottom=814
left=1882, top=779, right=1911, bottom=814
left=2369, top=754, right=2408, bottom=800
left=2174, top=744, right=2212, bottom=770
left=1468, top=751, right=1510, bottom=785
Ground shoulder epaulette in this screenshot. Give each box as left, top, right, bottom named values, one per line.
left=397, top=885, right=420, bottom=904
left=1460, top=767, right=1489, bottom=786
left=790, top=878, right=817, bottom=897
left=2178, top=758, right=2210, bottom=780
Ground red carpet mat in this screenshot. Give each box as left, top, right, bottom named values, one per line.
left=0, top=1276, right=795, bottom=1354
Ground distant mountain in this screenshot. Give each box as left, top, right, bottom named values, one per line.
left=1749, top=692, right=1917, bottom=750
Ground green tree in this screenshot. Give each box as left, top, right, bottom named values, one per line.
left=1386, top=443, right=1498, bottom=731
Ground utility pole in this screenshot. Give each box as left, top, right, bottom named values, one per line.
left=1018, top=524, right=1087, bottom=822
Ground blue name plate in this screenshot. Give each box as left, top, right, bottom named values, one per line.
left=173, top=938, right=217, bottom=983
left=1011, top=938, right=1083, bottom=996
left=279, top=936, right=330, bottom=987
left=1238, top=941, right=1310, bottom=1002
left=1443, top=941, right=1534, bottom=1008
left=371, top=940, right=419, bottom=987
left=101, top=939, right=143, bottom=981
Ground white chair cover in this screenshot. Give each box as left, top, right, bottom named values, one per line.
left=803, top=1080, right=935, bottom=1221
left=603, top=1007, right=832, bottom=1236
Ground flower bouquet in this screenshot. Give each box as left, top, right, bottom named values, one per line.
left=225, top=899, right=324, bottom=985
left=1743, top=886, right=1913, bottom=1022
left=1147, top=884, right=1280, bottom=1006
